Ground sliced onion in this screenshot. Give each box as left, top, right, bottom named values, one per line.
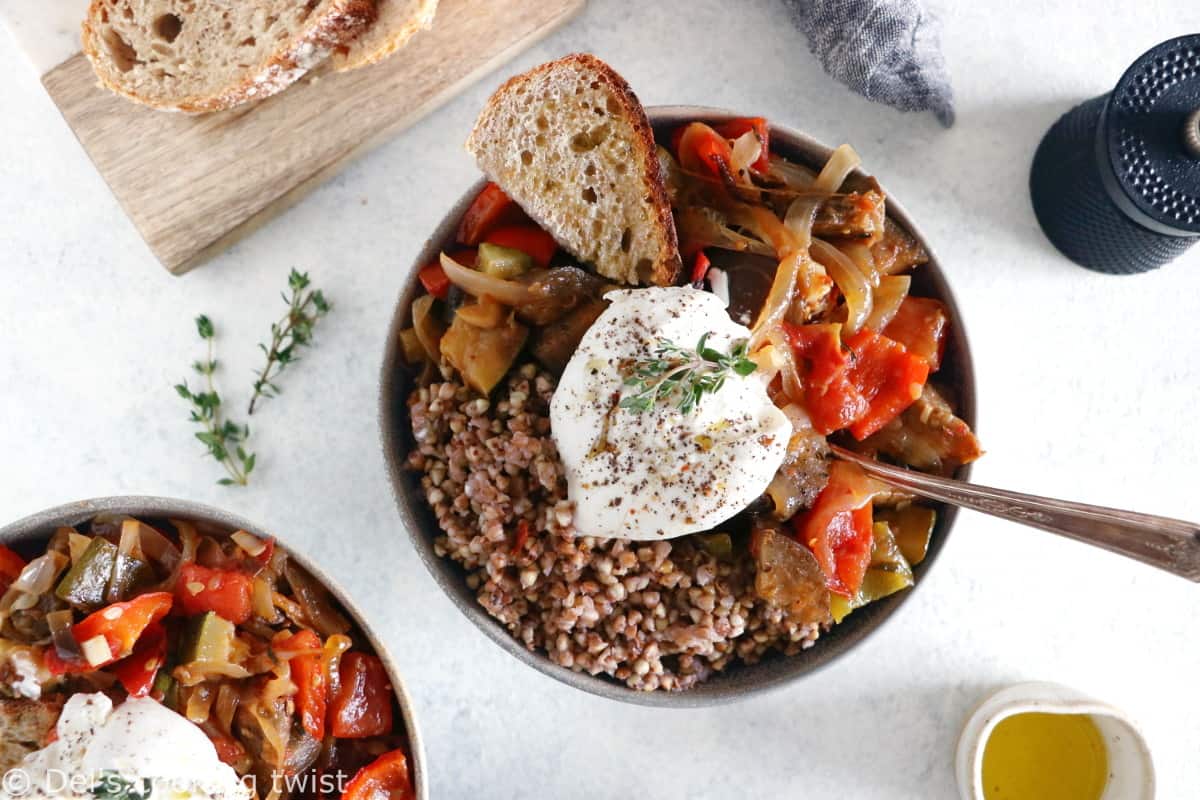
left=767, top=329, right=805, bottom=402
left=185, top=684, right=216, bottom=723
left=813, top=144, right=861, bottom=193
left=252, top=576, right=280, bottom=623
left=215, top=683, right=241, bottom=735
left=67, top=532, right=92, bottom=565
left=864, top=275, right=912, bottom=331
left=283, top=562, right=350, bottom=638
left=730, top=130, right=763, bottom=180
left=322, top=634, right=353, bottom=698
left=47, top=608, right=80, bottom=659
left=133, top=521, right=181, bottom=572
left=17, top=551, right=67, bottom=594
left=283, top=730, right=322, bottom=777
left=812, top=239, right=873, bottom=334
left=765, top=154, right=817, bottom=191
left=174, top=660, right=253, bottom=686
left=839, top=241, right=879, bottom=288
left=440, top=252, right=533, bottom=306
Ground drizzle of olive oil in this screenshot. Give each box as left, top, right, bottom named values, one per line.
left=981, top=712, right=1109, bottom=800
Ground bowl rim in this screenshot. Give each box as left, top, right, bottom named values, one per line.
left=379, top=105, right=977, bottom=707
left=0, top=496, right=428, bottom=800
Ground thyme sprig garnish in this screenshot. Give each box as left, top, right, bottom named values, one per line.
left=92, top=772, right=151, bottom=800
left=175, top=315, right=256, bottom=487
left=620, top=333, right=757, bottom=414
left=247, top=269, right=331, bottom=415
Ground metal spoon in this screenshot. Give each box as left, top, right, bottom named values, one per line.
left=830, top=445, right=1200, bottom=582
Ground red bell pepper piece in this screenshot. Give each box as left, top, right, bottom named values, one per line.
left=842, top=329, right=930, bottom=440
left=484, top=225, right=558, bottom=268
left=43, top=646, right=89, bottom=676
left=72, top=592, right=173, bottom=668
left=883, top=296, right=949, bottom=371
left=674, top=122, right=735, bottom=184
left=0, top=545, right=26, bottom=582
left=713, top=117, right=770, bottom=173
left=110, top=622, right=166, bottom=697
left=417, top=263, right=451, bottom=300
left=176, top=563, right=254, bottom=625
left=689, top=250, right=711, bottom=286
left=330, top=652, right=394, bottom=739
left=793, top=461, right=878, bottom=597
left=0, top=545, right=26, bottom=593
left=343, top=750, right=414, bottom=800
left=279, top=629, right=327, bottom=741
left=456, top=182, right=528, bottom=245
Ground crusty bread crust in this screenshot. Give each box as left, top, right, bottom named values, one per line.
left=81, top=0, right=377, bottom=113
left=331, top=0, right=438, bottom=71
left=466, top=53, right=681, bottom=286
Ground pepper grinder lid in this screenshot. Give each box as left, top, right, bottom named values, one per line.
left=1103, top=36, right=1200, bottom=235
left=1031, top=34, right=1200, bottom=273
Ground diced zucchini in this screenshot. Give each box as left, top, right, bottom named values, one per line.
left=830, top=522, right=915, bottom=623
left=55, top=537, right=153, bottom=610
left=477, top=243, right=532, bottom=279
left=693, top=533, right=733, bottom=561
left=179, top=611, right=236, bottom=665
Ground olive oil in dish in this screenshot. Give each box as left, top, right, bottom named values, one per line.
left=981, top=712, right=1109, bottom=800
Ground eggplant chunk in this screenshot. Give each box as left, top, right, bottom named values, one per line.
left=440, top=314, right=529, bottom=395
left=813, top=190, right=886, bottom=240
left=531, top=299, right=608, bottom=374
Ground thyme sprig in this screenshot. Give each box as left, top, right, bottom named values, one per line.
left=92, top=773, right=151, bottom=800
left=247, top=269, right=331, bottom=415
left=620, top=333, right=758, bottom=415
left=175, top=315, right=256, bottom=487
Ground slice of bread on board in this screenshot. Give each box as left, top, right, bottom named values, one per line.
left=466, top=53, right=681, bottom=286
left=82, top=0, right=377, bottom=113
left=331, top=0, right=438, bottom=71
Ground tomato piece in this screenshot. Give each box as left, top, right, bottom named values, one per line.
left=279, top=629, right=327, bottom=741
left=330, top=652, right=394, bottom=739
left=417, top=264, right=451, bottom=300
left=456, top=182, right=528, bottom=245
left=883, top=296, right=949, bottom=371
left=0, top=545, right=26, bottom=584
left=483, top=225, right=558, bottom=268
left=793, top=462, right=879, bottom=597
left=843, top=330, right=930, bottom=440
left=674, top=122, right=735, bottom=184
left=110, top=622, right=166, bottom=697
left=207, top=733, right=247, bottom=767
left=343, top=750, right=413, bottom=800
left=72, top=592, right=173, bottom=667
left=689, top=250, right=711, bottom=286
left=176, top=563, right=254, bottom=624
left=713, top=117, right=770, bottom=173
left=785, top=322, right=868, bottom=434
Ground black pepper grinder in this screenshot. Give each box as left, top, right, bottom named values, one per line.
left=1030, top=34, right=1200, bottom=274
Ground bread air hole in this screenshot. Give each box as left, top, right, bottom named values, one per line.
left=520, top=151, right=533, bottom=166
left=570, top=125, right=610, bottom=153
left=620, top=228, right=632, bottom=253
left=104, top=29, right=139, bottom=72
left=582, top=187, right=597, bottom=204
left=153, top=14, right=182, bottom=43
left=636, top=258, right=654, bottom=283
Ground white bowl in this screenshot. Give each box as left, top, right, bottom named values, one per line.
left=955, top=682, right=1154, bottom=799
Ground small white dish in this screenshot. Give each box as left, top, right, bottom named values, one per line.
left=956, top=681, right=1155, bottom=799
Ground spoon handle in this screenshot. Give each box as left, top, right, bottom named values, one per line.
left=830, top=446, right=1200, bottom=582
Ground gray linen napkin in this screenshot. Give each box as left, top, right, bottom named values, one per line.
left=783, top=0, right=955, bottom=127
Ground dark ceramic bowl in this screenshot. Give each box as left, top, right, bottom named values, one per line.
left=0, top=496, right=428, bottom=799
left=380, top=107, right=977, bottom=706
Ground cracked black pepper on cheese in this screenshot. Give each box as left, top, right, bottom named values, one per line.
left=550, top=287, right=789, bottom=540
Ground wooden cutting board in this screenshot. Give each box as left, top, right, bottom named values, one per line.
left=26, top=0, right=584, bottom=275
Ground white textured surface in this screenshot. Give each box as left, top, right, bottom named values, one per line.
left=1, top=2, right=1198, bottom=798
